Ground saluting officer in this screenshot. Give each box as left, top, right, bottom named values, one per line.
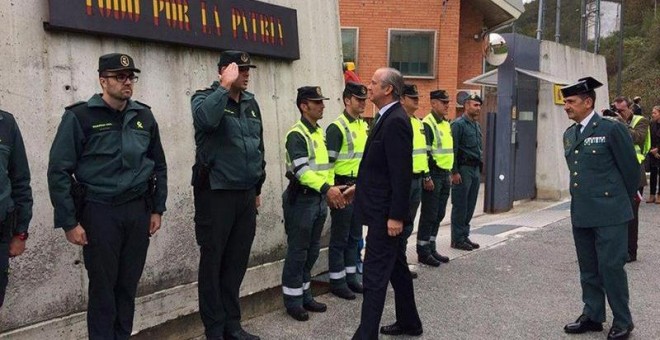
left=0, top=110, right=32, bottom=309
left=191, top=50, right=265, bottom=340
left=560, top=77, right=638, bottom=340
left=416, top=90, right=452, bottom=266
left=282, top=86, right=346, bottom=321
left=450, top=94, right=483, bottom=251
left=48, top=53, right=167, bottom=339
left=400, top=84, right=432, bottom=271
left=326, top=82, right=368, bottom=300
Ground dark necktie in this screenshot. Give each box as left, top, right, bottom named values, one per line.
left=575, top=123, right=582, bottom=140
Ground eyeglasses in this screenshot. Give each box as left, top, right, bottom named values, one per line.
left=102, top=74, right=139, bottom=83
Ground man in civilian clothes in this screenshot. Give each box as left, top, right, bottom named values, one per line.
left=351, top=68, right=422, bottom=339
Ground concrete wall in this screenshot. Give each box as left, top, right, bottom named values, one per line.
left=0, top=0, right=343, bottom=336
left=535, top=41, right=609, bottom=200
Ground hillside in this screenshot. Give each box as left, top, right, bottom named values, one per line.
left=514, top=0, right=660, bottom=109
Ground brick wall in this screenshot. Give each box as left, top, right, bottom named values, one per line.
left=339, top=0, right=487, bottom=119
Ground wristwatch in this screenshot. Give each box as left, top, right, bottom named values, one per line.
left=13, top=232, right=28, bottom=241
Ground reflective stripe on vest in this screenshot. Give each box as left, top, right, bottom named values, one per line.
left=411, top=117, right=429, bottom=174
left=332, top=114, right=368, bottom=176
left=631, top=115, right=651, bottom=164
left=423, top=113, right=454, bottom=170
left=285, top=122, right=331, bottom=184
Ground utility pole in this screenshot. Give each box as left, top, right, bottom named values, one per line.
left=617, top=0, right=624, bottom=96
left=594, top=0, right=601, bottom=53
left=580, top=0, right=587, bottom=50
left=555, top=0, right=561, bottom=42
left=536, top=0, right=545, bottom=39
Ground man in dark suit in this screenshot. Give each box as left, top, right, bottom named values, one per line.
left=351, top=67, right=422, bottom=339
left=561, top=77, right=639, bottom=340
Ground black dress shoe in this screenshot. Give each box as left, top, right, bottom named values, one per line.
left=348, top=281, right=364, bottom=294
left=379, top=322, right=423, bottom=336
left=451, top=241, right=473, bottom=251
left=410, top=270, right=418, bottom=279
left=303, top=299, right=327, bottom=312
left=331, top=287, right=356, bottom=300
left=286, top=306, right=309, bottom=321
left=418, top=254, right=441, bottom=267
left=607, top=324, right=633, bottom=339
left=465, top=238, right=480, bottom=249
left=224, top=329, right=260, bottom=340
left=563, top=314, right=603, bottom=334
left=431, top=251, right=450, bottom=263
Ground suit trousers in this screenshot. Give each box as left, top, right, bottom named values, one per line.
left=628, top=189, right=642, bottom=258
left=195, top=188, right=257, bottom=338
left=354, top=222, right=422, bottom=339
left=572, top=223, right=632, bottom=329
left=329, top=202, right=361, bottom=289
left=281, top=190, right=327, bottom=308
left=417, top=169, right=451, bottom=256
left=82, top=199, right=151, bottom=340
left=451, top=165, right=480, bottom=243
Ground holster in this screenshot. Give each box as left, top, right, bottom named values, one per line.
left=0, top=208, right=17, bottom=243
left=285, top=172, right=300, bottom=204
left=334, top=175, right=357, bottom=186
left=70, top=176, right=87, bottom=224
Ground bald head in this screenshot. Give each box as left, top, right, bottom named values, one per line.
left=368, top=67, right=404, bottom=109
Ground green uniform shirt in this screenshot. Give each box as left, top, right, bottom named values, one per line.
left=48, top=94, right=168, bottom=230
left=451, top=115, right=482, bottom=173
left=191, top=81, right=266, bottom=194
left=0, top=111, right=33, bottom=233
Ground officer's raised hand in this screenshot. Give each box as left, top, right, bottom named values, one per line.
left=8, top=236, right=26, bottom=257
left=65, top=224, right=88, bottom=246
left=219, top=62, right=240, bottom=90
left=149, top=214, right=161, bottom=236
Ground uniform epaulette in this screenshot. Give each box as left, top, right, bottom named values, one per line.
left=134, top=100, right=151, bottom=109
left=65, top=101, right=87, bottom=111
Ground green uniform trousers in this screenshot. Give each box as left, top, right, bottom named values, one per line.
left=417, top=169, right=451, bottom=256
left=450, top=165, right=480, bottom=243
left=572, top=223, right=632, bottom=329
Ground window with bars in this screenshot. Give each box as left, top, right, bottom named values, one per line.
left=388, top=29, right=436, bottom=78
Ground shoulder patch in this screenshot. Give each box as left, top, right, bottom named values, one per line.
left=65, top=101, right=87, bottom=111
left=133, top=100, right=151, bottom=109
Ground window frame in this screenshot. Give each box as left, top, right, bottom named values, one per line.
left=387, top=28, right=437, bottom=79
left=341, top=27, right=360, bottom=66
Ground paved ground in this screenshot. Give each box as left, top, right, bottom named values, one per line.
left=237, top=200, right=660, bottom=340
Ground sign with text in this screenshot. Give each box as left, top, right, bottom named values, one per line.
left=45, top=0, right=300, bottom=60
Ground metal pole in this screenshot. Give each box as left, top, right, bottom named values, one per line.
left=555, top=0, right=561, bottom=42
left=594, top=0, right=601, bottom=53
left=536, top=0, right=545, bottom=39
left=580, top=0, right=587, bottom=50
left=616, top=0, right=624, bottom=96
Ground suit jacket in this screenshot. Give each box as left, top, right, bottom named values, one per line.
left=563, top=113, right=640, bottom=228
left=354, top=102, right=413, bottom=227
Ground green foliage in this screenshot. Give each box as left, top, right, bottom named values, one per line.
left=514, top=0, right=660, bottom=108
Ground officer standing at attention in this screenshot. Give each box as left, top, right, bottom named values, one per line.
left=400, top=84, right=432, bottom=271
left=417, top=90, right=452, bottom=265
left=0, top=109, right=32, bottom=309
left=282, top=86, right=346, bottom=321
left=191, top=50, right=265, bottom=340
left=560, top=77, right=638, bottom=340
left=612, top=96, right=650, bottom=263
left=48, top=53, right=168, bottom=339
left=326, top=82, right=368, bottom=300
left=450, top=94, right=483, bottom=251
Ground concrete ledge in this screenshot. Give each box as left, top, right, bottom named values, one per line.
left=0, top=250, right=329, bottom=339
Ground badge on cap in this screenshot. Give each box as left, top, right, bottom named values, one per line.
left=361, top=87, right=367, bottom=95
left=120, top=55, right=130, bottom=67
left=241, top=53, right=249, bottom=63
left=412, top=85, right=418, bottom=92
left=316, top=87, right=322, bottom=96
